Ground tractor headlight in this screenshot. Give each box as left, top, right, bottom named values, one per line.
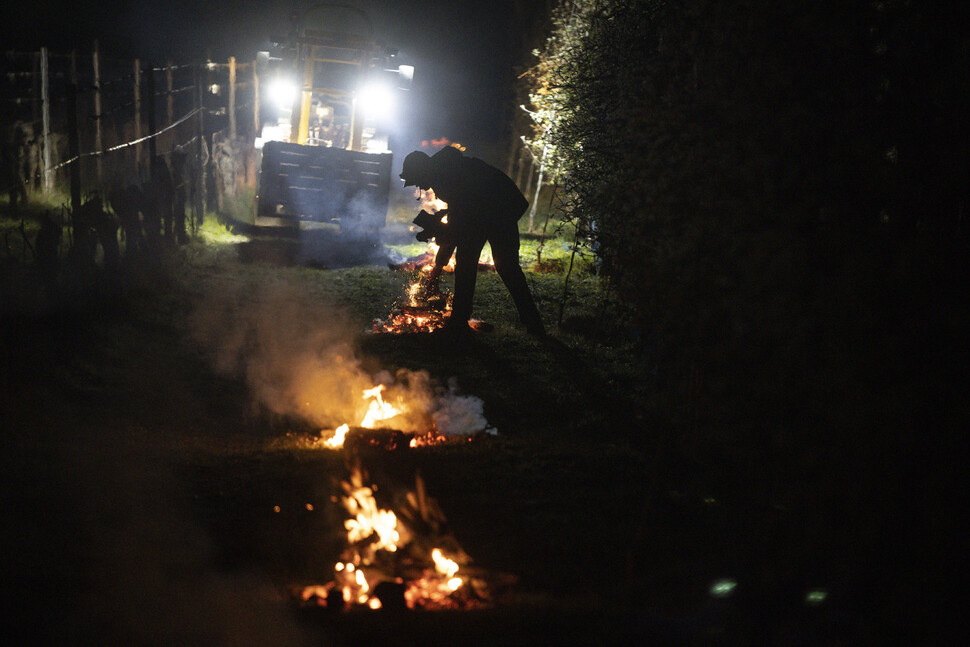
left=358, top=80, right=395, bottom=122
left=268, top=77, right=298, bottom=111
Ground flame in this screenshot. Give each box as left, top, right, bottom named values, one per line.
left=300, top=466, right=483, bottom=611
left=318, top=385, right=405, bottom=450
left=432, top=548, right=460, bottom=579
left=407, top=280, right=424, bottom=306
left=340, top=468, right=407, bottom=563
left=417, top=188, right=448, bottom=214
left=420, top=137, right=465, bottom=152
left=324, top=423, right=350, bottom=448
left=404, top=546, right=467, bottom=607
left=315, top=379, right=452, bottom=450
left=360, top=384, right=403, bottom=428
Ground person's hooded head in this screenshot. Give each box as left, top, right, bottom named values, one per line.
left=400, top=151, right=433, bottom=190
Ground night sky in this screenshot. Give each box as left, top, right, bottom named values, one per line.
left=6, top=0, right=543, bottom=148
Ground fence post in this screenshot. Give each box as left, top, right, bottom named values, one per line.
left=67, top=83, right=81, bottom=216
left=228, top=56, right=237, bottom=141
left=93, top=40, right=103, bottom=190
left=134, top=58, right=142, bottom=179
left=166, top=62, right=174, bottom=123
left=252, top=60, right=260, bottom=140
left=40, top=47, right=52, bottom=195
left=146, top=62, right=157, bottom=173
left=164, top=61, right=175, bottom=157
left=249, top=60, right=259, bottom=186
left=32, top=52, right=41, bottom=137
left=194, top=63, right=206, bottom=229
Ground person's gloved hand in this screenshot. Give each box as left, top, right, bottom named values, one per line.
left=413, top=209, right=449, bottom=243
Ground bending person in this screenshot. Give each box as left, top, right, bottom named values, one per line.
left=401, top=147, right=545, bottom=337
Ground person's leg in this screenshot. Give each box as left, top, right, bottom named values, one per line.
left=448, top=234, right=487, bottom=329
left=490, top=223, right=545, bottom=335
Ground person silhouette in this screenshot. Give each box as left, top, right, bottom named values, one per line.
left=401, top=147, right=545, bottom=337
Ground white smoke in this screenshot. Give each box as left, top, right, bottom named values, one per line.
left=433, top=378, right=495, bottom=436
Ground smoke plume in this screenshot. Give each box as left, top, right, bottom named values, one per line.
left=189, top=278, right=493, bottom=435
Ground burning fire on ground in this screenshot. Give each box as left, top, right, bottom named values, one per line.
left=304, top=384, right=445, bottom=449
left=378, top=188, right=494, bottom=334
left=292, top=376, right=501, bottom=610
left=371, top=274, right=453, bottom=334
left=299, top=465, right=493, bottom=611
left=290, top=372, right=501, bottom=610
left=296, top=376, right=496, bottom=451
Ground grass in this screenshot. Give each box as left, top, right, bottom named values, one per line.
left=0, top=197, right=916, bottom=645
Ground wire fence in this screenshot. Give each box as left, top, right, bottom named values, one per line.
left=1, top=47, right=260, bottom=217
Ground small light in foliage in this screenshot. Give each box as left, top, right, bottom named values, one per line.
left=709, top=579, right=737, bottom=598
left=805, top=589, right=828, bottom=606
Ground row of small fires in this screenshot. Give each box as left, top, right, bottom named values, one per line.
left=292, top=385, right=499, bottom=612
left=298, top=270, right=500, bottom=611
left=294, top=238, right=501, bottom=609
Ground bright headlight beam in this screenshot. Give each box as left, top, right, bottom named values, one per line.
left=268, top=78, right=297, bottom=110
left=358, top=81, right=395, bottom=121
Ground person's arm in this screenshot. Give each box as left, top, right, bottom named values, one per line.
left=426, top=240, right=455, bottom=292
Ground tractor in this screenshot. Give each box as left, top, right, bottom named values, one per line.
left=255, top=4, right=413, bottom=237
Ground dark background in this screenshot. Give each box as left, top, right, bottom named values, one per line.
left=5, top=0, right=550, bottom=150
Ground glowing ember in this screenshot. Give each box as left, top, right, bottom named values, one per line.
left=372, top=275, right=452, bottom=334
left=409, top=432, right=447, bottom=448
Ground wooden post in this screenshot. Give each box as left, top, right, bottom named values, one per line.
left=249, top=60, right=259, bottom=186
left=194, top=63, right=206, bottom=227
left=252, top=60, right=260, bottom=140
left=93, top=40, right=103, bottom=189
left=166, top=60, right=174, bottom=152
left=228, top=56, right=237, bottom=140
left=134, top=58, right=142, bottom=179
left=40, top=47, right=52, bottom=194
left=146, top=63, right=157, bottom=171
left=67, top=84, right=82, bottom=216
left=31, top=52, right=41, bottom=137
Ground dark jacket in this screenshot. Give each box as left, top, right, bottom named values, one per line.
left=430, top=148, right=528, bottom=225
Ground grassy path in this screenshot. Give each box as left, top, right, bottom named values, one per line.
left=2, top=234, right=658, bottom=645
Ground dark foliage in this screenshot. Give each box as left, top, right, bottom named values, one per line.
left=525, top=3, right=966, bottom=636
left=536, top=0, right=968, bottom=442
